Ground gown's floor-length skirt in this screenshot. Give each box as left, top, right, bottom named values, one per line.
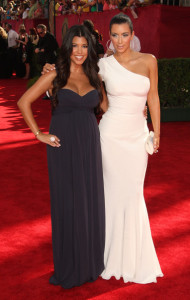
left=99, top=110, right=163, bottom=284
left=47, top=89, right=105, bottom=288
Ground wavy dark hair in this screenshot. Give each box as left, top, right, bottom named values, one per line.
left=52, top=25, right=103, bottom=111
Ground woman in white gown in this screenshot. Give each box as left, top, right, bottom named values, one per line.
left=98, top=13, right=163, bottom=284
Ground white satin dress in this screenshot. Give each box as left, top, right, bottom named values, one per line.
left=98, top=56, right=163, bottom=284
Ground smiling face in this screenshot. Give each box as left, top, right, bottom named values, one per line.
left=70, top=36, right=88, bottom=66
left=110, top=23, right=134, bottom=54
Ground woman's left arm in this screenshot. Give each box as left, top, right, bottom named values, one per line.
left=147, top=55, right=160, bottom=153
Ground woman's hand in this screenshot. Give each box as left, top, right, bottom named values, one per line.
left=36, top=132, right=61, bottom=147
left=42, top=63, right=55, bottom=75
left=153, top=134, right=160, bottom=153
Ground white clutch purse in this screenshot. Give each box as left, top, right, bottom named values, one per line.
left=145, top=131, right=154, bottom=155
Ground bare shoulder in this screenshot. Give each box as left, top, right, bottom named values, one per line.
left=34, top=69, right=57, bottom=89
left=23, top=69, right=57, bottom=98
left=139, top=53, right=157, bottom=65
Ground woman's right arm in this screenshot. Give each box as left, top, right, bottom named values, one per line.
left=17, top=70, right=60, bottom=147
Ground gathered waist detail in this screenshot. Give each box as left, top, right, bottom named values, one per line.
left=106, top=108, right=145, bottom=118
left=53, top=106, right=94, bottom=115
left=107, top=95, right=147, bottom=115
left=99, top=109, right=148, bottom=137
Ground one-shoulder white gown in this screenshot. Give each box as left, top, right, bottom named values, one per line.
left=98, top=56, right=163, bottom=284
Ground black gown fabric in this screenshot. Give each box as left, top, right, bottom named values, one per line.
left=47, top=89, right=105, bottom=289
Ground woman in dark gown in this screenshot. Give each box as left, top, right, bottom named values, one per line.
left=18, top=25, right=105, bottom=289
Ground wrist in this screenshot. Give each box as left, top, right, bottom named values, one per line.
left=34, top=129, right=41, bottom=138
left=154, top=133, right=160, bottom=137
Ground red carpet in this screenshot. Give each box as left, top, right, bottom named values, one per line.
left=0, top=78, right=190, bottom=300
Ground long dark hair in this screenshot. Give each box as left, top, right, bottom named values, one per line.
left=52, top=25, right=103, bottom=110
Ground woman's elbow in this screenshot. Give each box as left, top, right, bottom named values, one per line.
left=147, top=95, right=160, bottom=106
left=17, top=98, right=22, bottom=109
left=17, top=97, right=26, bottom=110
left=17, top=99, right=21, bottom=108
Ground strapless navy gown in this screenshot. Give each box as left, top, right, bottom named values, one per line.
left=47, top=89, right=105, bottom=289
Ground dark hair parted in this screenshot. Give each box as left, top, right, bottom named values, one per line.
left=109, top=13, right=133, bottom=34
left=52, top=25, right=103, bottom=111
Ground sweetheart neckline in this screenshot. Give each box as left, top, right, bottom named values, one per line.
left=60, top=88, right=97, bottom=97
